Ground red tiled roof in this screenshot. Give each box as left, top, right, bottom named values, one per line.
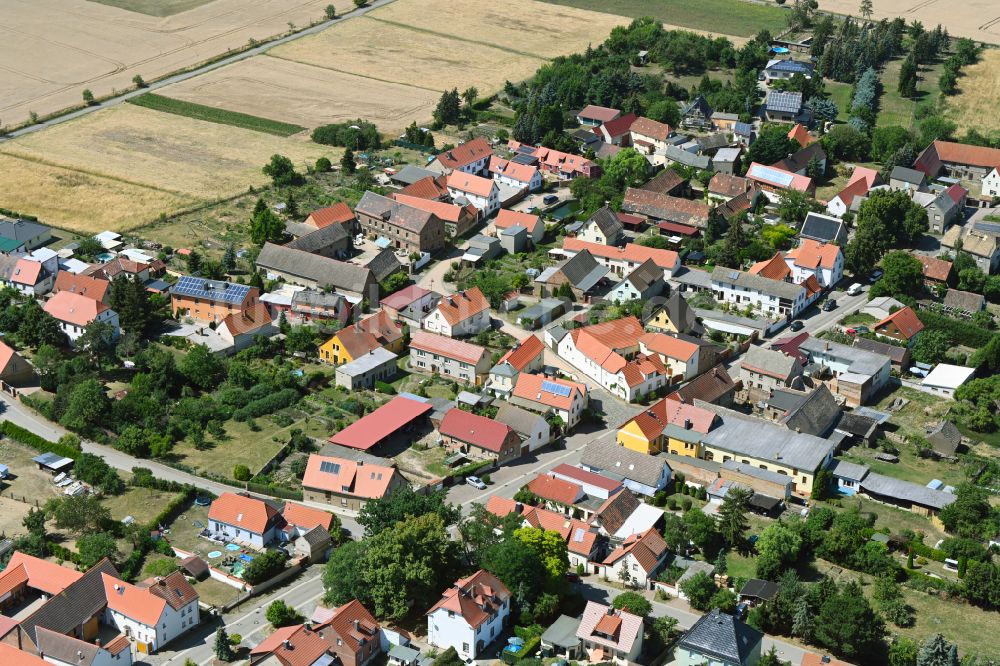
left=329, top=396, right=433, bottom=450
left=251, top=624, right=329, bottom=666
left=0, top=643, right=49, bottom=666
left=440, top=409, right=514, bottom=453
left=498, top=334, right=544, bottom=372
left=562, top=238, right=679, bottom=272
left=102, top=573, right=166, bottom=627
left=786, top=239, right=841, bottom=270
left=220, top=303, right=272, bottom=337
left=667, top=364, right=738, bottom=405
left=512, top=373, right=587, bottom=410
left=410, top=331, right=488, bottom=365
left=489, top=156, right=539, bottom=185
left=434, top=137, right=493, bottom=170
left=302, top=454, right=399, bottom=499
left=392, top=193, right=474, bottom=223
left=831, top=176, right=871, bottom=209
left=599, top=113, right=638, bottom=138
left=306, top=202, right=354, bottom=228
left=657, top=221, right=699, bottom=236
left=800, top=274, right=822, bottom=297
left=397, top=175, right=450, bottom=200
left=874, top=305, right=925, bottom=340
left=43, top=290, right=109, bottom=327
left=333, top=325, right=382, bottom=359
left=447, top=171, right=496, bottom=198
left=319, top=599, right=380, bottom=657
left=638, top=332, right=699, bottom=363
left=946, top=182, right=968, bottom=204
left=578, top=105, right=621, bottom=123
left=602, top=528, right=667, bottom=573
left=551, top=463, right=621, bottom=492
left=629, top=117, right=672, bottom=142
left=282, top=503, right=334, bottom=531
left=495, top=209, right=542, bottom=234
left=53, top=272, right=109, bottom=302
left=746, top=162, right=813, bottom=192
left=427, top=570, right=510, bottom=628
left=433, top=287, right=489, bottom=326
left=848, top=165, right=880, bottom=188
left=708, top=173, right=752, bottom=198
left=0, top=552, right=81, bottom=596
left=527, top=474, right=584, bottom=505
left=380, top=284, right=434, bottom=311
left=922, top=140, right=1000, bottom=169
left=358, top=309, right=403, bottom=346
left=749, top=252, right=791, bottom=280
left=916, top=254, right=952, bottom=282
left=787, top=123, right=812, bottom=148
left=11, top=259, right=42, bottom=286
left=622, top=395, right=716, bottom=441
left=208, top=493, right=280, bottom=535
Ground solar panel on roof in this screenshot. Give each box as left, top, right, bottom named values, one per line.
left=973, top=221, right=1000, bottom=235
left=172, top=276, right=250, bottom=305
left=319, top=461, right=341, bottom=474
left=541, top=380, right=572, bottom=397
left=749, top=164, right=795, bottom=187
left=766, top=91, right=802, bottom=113
left=729, top=271, right=740, bottom=280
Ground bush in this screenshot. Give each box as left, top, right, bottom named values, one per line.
left=310, top=120, right=380, bottom=150
left=244, top=550, right=288, bottom=585
left=233, top=464, right=252, bottom=482
left=233, top=388, right=300, bottom=421
left=265, top=599, right=303, bottom=627
left=374, top=381, right=396, bottom=394
left=1, top=421, right=81, bottom=460
left=145, top=557, right=179, bottom=577
left=681, top=498, right=693, bottom=511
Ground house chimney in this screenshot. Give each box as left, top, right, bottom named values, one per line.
left=824, top=341, right=830, bottom=351
left=94, top=639, right=101, bottom=648
left=684, top=418, right=692, bottom=430
left=283, top=640, right=292, bottom=649
left=354, top=619, right=360, bottom=631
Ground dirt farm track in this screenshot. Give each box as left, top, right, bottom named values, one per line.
left=0, top=0, right=334, bottom=126
left=818, top=0, right=1000, bottom=44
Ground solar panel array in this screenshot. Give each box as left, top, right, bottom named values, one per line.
left=771, top=60, right=811, bottom=73
left=319, top=461, right=342, bottom=474
left=749, top=164, right=795, bottom=187
left=541, top=380, right=572, bottom=397
left=172, top=276, right=250, bottom=305
left=973, top=221, right=1000, bottom=236
left=766, top=91, right=802, bottom=113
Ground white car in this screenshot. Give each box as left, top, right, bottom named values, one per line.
left=847, top=283, right=863, bottom=296
left=466, top=476, right=487, bottom=490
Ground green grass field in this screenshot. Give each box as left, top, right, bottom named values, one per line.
left=826, top=81, right=853, bottom=122
left=88, top=0, right=215, bottom=17
left=538, top=0, right=787, bottom=38
left=878, top=57, right=946, bottom=129
left=127, top=94, right=306, bottom=136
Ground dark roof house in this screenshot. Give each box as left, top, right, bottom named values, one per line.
left=677, top=608, right=763, bottom=666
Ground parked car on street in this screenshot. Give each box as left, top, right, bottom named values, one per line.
left=823, top=299, right=837, bottom=311
left=466, top=476, right=487, bottom=490
left=790, top=320, right=804, bottom=331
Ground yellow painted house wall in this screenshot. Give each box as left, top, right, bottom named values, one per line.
left=384, top=337, right=405, bottom=354
left=666, top=437, right=701, bottom=458
left=700, top=442, right=814, bottom=495
left=617, top=421, right=660, bottom=454
left=319, top=334, right=356, bottom=366
left=649, top=309, right=680, bottom=333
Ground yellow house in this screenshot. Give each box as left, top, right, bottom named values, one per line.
left=616, top=396, right=716, bottom=456
left=319, top=326, right=380, bottom=366
left=646, top=292, right=699, bottom=335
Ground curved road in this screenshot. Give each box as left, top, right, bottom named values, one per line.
left=0, top=0, right=399, bottom=143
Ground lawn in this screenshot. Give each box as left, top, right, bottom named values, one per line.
left=840, top=446, right=968, bottom=489
left=821, top=494, right=948, bottom=544
left=87, top=0, right=215, bottom=17
left=163, top=503, right=211, bottom=555
left=169, top=417, right=295, bottom=480
left=840, top=312, right=877, bottom=326
left=538, top=0, right=788, bottom=38
left=101, top=486, right=179, bottom=524
left=878, top=56, right=946, bottom=129
left=726, top=551, right=757, bottom=580
left=875, top=386, right=952, bottom=440
left=127, top=94, right=306, bottom=137
left=825, top=81, right=853, bottom=122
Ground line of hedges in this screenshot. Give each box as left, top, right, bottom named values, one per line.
left=903, top=567, right=957, bottom=594
left=500, top=635, right=541, bottom=664
left=0, top=421, right=80, bottom=460
left=449, top=459, right=493, bottom=479
left=909, top=541, right=947, bottom=562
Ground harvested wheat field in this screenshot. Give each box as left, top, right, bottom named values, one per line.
left=0, top=105, right=327, bottom=201
left=368, top=0, right=628, bottom=59
left=161, top=56, right=441, bottom=134
left=944, top=49, right=1000, bottom=133
left=0, top=154, right=196, bottom=233
left=269, top=16, right=546, bottom=95
left=1, top=0, right=334, bottom=126
left=818, top=0, right=1000, bottom=43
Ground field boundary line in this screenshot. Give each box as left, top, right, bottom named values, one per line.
left=363, top=16, right=550, bottom=60
left=126, top=93, right=307, bottom=136
left=263, top=53, right=446, bottom=92
left=0, top=149, right=203, bottom=200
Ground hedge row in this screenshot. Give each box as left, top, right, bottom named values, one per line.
left=500, top=635, right=541, bottom=664
left=909, top=541, right=947, bottom=562
left=232, top=388, right=300, bottom=421
left=1, top=421, right=81, bottom=460
left=449, top=459, right=493, bottom=479
left=917, top=310, right=995, bottom=348
left=903, top=567, right=957, bottom=594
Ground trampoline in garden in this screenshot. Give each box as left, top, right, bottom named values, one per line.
left=208, top=551, right=222, bottom=559
left=225, top=543, right=240, bottom=551
left=239, top=554, right=254, bottom=563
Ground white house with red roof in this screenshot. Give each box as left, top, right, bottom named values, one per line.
left=577, top=105, right=621, bottom=127
left=784, top=239, right=843, bottom=287
left=43, top=290, right=120, bottom=345
left=446, top=172, right=499, bottom=218
left=207, top=492, right=283, bottom=548
left=638, top=332, right=701, bottom=383
left=302, top=453, right=406, bottom=511
left=426, top=570, right=510, bottom=660
left=595, top=114, right=637, bottom=146
left=101, top=571, right=199, bottom=653
left=507, top=141, right=602, bottom=180
left=439, top=408, right=521, bottom=465
left=826, top=166, right=879, bottom=217
left=421, top=287, right=491, bottom=337
left=409, top=331, right=492, bottom=385
left=555, top=317, right=668, bottom=402
left=983, top=165, right=1000, bottom=198
left=576, top=602, right=643, bottom=664
left=510, top=373, right=589, bottom=431
left=8, top=258, right=54, bottom=296
left=428, top=137, right=493, bottom=176
left=485, top=496, right=601, bottom=569
left=561, top=238, right=681, bottom=279
left=493, top=209, right=544, bottom=244
left=489, top=156, right=543, bottom=192
left=598, top=528, right=669, bottom=588
left=488, top=334, right=545, bottom=396
left=628, top=117, right=673, bottom=155
left=251, top=600, right=382, bottom=666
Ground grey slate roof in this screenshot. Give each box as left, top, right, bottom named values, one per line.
left=739, top=578, right=780, bottom=601
left=21, top=559, right=119, bottom=644
left=366, top=248, right=403, bottom=282
left=799, top=336, right=889, bottom=377
left=0, top=219, right=50, bottom=243
left=696, top=401, right=835, bottom=472
left=665, top=145, right=712, bottom=170
left=35, top=627, right=103, bottom=666
left=800, top=212, right=847, bottom=244
left=337, top=347, right=398, bottom=377
left=355, top=191, right=436, bottom=234
left=835, top=412, right=879, bottom=439
left=678, top=608, right=763, bottom=665
left=926, top=421, right=962, bottom=456
left=300, top=524, right=332, bottom=547
left=780, top=384, right=841, bottom=437
left=742, top=345, right=800, bottom=380
left=542, top=615, right=581, bottom=649
left=765, top=389, right=808, bottom=413
left=495, top=403, right=545, bottom=438
left=285, top=223, right=349, bottom=254
left=257, top=243, right=374, bottom=294
left=586, top=206, right=624, bottom=240
left=649, top=291, right=702, bottom=335
left=622, top=258, right=663, bottom=292
left=292, top=289, right=347, bottom=311
left=580, top=438, right=669, bottom=487
left=558, top=250, right=609, bottom=292
left=829, top=458, right=869, bottom=482
left=711, top=266, right=805, bottom=300
left=681, top=95, right=713, bottom=118
left=890, top=166, right=926, bottom=185
left=853, top=337, right=910, bottom=364
left=773, top=142, right=826, bottom=173
left=393, top=165, right=438, bottom=185
left=860, top=472, right=956, bottom=510
left=722, top=460, right=793, bottom=489
left=696, top=133, right=731, bottom=152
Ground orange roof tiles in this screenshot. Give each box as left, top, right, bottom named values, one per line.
left=410, top=331, right=488, bottom=365
left=440, top=409, right=514, bottom=453
left=2, top=552, right=82, bottom=597
left=800, top=275, right=822, bottom=298
left=915, top=254, right=953, bottom=282
left=0, top=643, right=49, bottom=666
left=498, top=334, right=544, bottom=372
left=874, top=305, right=925, bottom=340
left=512, top=373, right=587, bottom=410
left=434, top=137, right=493, bottom=170
left=302, top=454, right=399, bottom=499
left=398, top=174, right=450, bottom=200
left=927, top=140, right=1000, bottom=168
left=638, top=332, right=699, bottom=362
left=562, top=238, right=679, bottom=272
left=709, top=173, right=752, bottom=198
left=53, top=272, right=109, bottom=302
left=357, top=309, right=403, bottom=346
left=622, top=395, right=716, bottom=441
left=786, top=239, right=841, bottom=270
left=527, top=474, right=584, bottom=505
left=306, top=202, right=355, bottom=228
left=208, top=492, right=280, bottom=535
left=748, top=252, right=791, bottom=280
left=603, top=528, right=667, bottom=573
left=11, top=259, right=42, bottom=286
left=102, top=573, right=166, bottom=627
left=329, top=396, right=433, bottom=450
left=140, top=571, right=198, bottom=611
left=787, top=123, right=812, bottom=148
left=220, top=303, right=272, bottom=336
left=427, top=570, right=510, bottom=628
left=282, top=503, right=334, bottom=531
left=433, top=287, right=489, bottom=326
left=319, top=599, right=380, bottom=656
left=392, top=194, right=475, bottom=223
left=578, top=105, right=621, bottom=123
left=43, top=290, right=109, bottom=327
left=447, top=171, right=496, bottom=198
left=490, top=156, right=539, bottom=184
left=495, top=209, right=542, bottom=234
left=629, top=117, right=672, bottom=142
left=333, top=325, right=382, bottom=359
